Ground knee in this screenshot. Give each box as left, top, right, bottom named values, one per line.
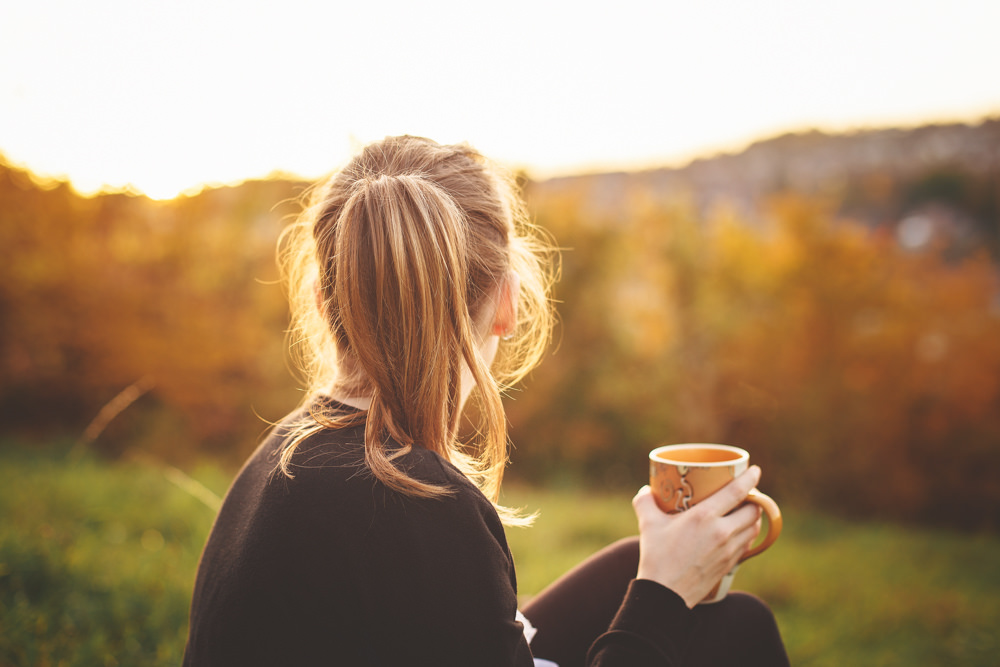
left=692, top=592, right=789, bottom=666
left=604, top=536, right=640, bottom=571
left=607, top=535, right=640, bottom=555
left=720, top=592, right=781, bottom=634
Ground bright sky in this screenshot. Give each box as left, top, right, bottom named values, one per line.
left=1, top=0, right=998, bottom=199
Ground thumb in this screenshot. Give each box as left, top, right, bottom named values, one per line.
left=632, top=485, right=661, bottom=518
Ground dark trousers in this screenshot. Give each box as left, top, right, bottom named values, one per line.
left=521, top=537, right=790, bottom=667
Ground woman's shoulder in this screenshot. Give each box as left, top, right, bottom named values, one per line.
left=253, top=399, right=491, bottom=515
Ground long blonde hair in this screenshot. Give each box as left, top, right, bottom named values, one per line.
left=277, top=136, right=556, bottom=522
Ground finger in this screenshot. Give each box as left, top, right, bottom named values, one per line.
left=720, top=501, right=761, bottom=533
left=725, top=501, right=763, bottom=520
left=725, top=505, right=765, bottom=555
left=700, top=467, right=761, bottom=517
left=731, top=520, right=763, bottom=561
left=632, top=485, right=660, bottom=518
left=750, top=515, right=764, bottom=548
left=632, top=485, right=652, bottom=504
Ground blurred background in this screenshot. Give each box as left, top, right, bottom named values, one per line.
left=2, top=1, right=999, bottom=665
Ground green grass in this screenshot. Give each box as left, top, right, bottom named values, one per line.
left=502, top=484, right=1000, bottom=666
left=0, top=444, right=228, bottom=667
left=2, top=443, right=998, bottom=666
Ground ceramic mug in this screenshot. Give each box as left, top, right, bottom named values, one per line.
left=649, top=443, right=782, bottom=603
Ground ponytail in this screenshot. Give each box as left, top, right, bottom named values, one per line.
left=336, top=174, right=494, bottom=497
left=277, top=136, right=556, bottom=523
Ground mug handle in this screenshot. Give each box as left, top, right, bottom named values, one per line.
left=739, top=489, right=782, bottom=562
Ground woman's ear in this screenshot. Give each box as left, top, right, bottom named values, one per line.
left=491, top=271, right=520, bottom=339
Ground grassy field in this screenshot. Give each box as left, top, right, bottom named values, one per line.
left=2, top=443, right=998, bottom=666
left=501, top=485, right=1000, bottom=666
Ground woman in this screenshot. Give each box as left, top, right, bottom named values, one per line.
left=183, top=136, right=789, bottom=666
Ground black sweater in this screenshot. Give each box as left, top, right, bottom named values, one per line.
left=183, top=401, right=695, bottom=666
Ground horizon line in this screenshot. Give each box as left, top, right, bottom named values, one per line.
left=4, top=110, right=998, bottom=202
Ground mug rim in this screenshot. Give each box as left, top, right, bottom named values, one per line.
left=650, top=443, right=749, bottom=466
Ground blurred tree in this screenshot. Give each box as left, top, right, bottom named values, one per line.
left=0, top=157, right=303, bottom=464
left=2, top=153, right=998, bottom=528
left=508, top=184, right=1000, bottom=529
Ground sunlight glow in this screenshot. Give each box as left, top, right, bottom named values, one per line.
left=1, top=0, right=998, bottom=198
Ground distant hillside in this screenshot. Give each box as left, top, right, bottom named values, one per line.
left=532, top=117, right=1000, bottom=257
left=3, top=115, right=998, bottom=260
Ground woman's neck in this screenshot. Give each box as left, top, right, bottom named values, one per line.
left=329, top=393, right=373, bottom=411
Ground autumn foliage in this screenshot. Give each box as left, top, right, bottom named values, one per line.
left=2, top=155, right=998, bottom=529
left=510, top=187, right=1000, bottom=530
left=0, top=162, right=302, bottom=461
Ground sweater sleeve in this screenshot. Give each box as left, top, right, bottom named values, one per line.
left=586, top=579, right=697, bottom=666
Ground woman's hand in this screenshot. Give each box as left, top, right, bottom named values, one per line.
left=632, top=466, right=763, bottom=608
